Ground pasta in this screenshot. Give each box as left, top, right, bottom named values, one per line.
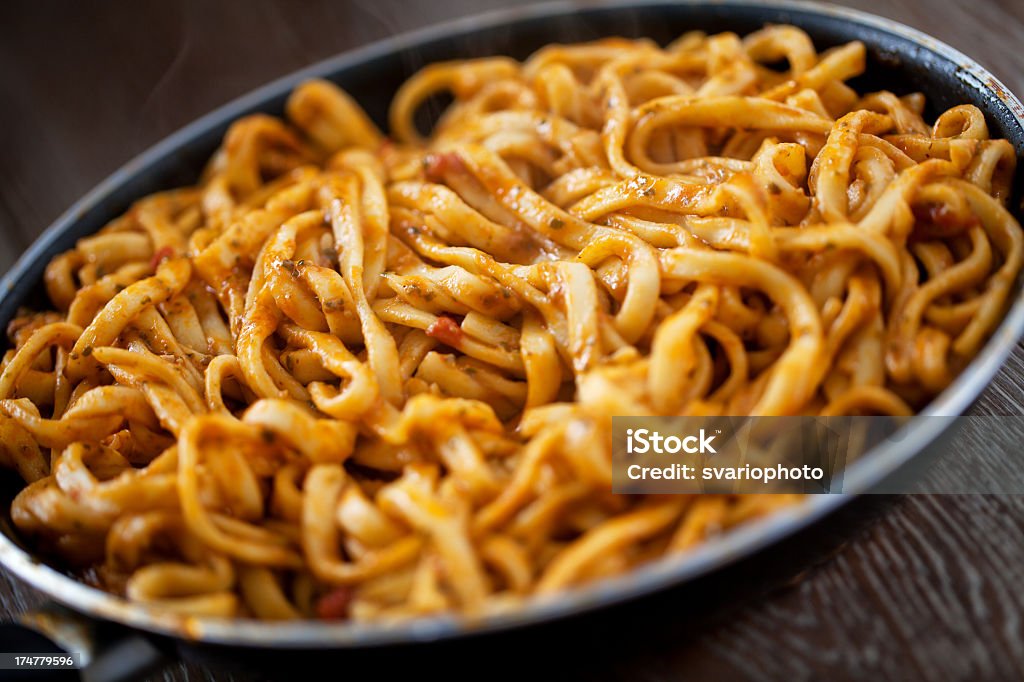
left=1, top=25, right=1021, bottom=622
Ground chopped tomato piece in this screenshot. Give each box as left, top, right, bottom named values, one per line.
left=424, top=152, right=466, bottom=182
left=426, top=315, right=464, bottom=347
left=912, top=202, right=976, bottom=239
left=149, top=246, right=175, bottom=270
left=315, top=587, right=354, bottom=620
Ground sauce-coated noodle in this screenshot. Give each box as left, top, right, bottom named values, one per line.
left=2, top=27, right=1021, bottom=621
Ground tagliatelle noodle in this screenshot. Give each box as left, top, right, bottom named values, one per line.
left=1, top=25, right=1021, bottom=621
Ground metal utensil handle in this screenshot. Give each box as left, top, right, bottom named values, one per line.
left=1, top=603, right=167, bottom=682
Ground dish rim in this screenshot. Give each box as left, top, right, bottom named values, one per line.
left=0, top=0, right=1022, bottom=648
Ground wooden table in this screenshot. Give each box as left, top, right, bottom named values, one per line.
left=1, top=1, right=1023, bottom=680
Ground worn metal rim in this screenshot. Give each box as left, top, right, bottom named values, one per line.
left=0, top=0, right=1021, bottom=648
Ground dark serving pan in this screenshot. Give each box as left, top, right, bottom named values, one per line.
left=1, top=1, right=1023, bottom=679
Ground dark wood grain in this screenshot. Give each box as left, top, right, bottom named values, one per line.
left=1, top=1, right=1023, bottom=681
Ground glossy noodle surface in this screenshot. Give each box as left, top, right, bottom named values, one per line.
left=1, top=26, right=1021, bottom=621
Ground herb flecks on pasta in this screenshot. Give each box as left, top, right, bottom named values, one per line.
left=1, top=26, right=1021, bottom=621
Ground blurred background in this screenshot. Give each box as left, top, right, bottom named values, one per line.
left=1, top=1, right=1023, bottom=680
